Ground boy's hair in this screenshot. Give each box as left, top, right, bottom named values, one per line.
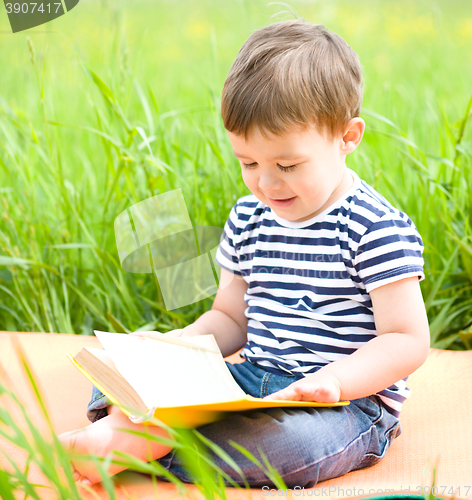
left=221, top=19, right=363, bottom=142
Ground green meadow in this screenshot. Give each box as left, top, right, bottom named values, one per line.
left=0, top=0, right=471, bottom=497
left=1, top=0, right=472, bottom=348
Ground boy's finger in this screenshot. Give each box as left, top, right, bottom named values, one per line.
left=263, top=391, right=283, bottom=401
left=164, top=329, right=184, bottom=337
left=264, top=388, right=299, bottom=401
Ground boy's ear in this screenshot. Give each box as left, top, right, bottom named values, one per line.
left=341, top=118, right=365, bottom=154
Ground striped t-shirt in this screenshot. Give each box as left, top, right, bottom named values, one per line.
left=215, top=168, right=425, bottom=417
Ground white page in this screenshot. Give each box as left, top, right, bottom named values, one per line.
left=94, top=332, right=246, bottom=409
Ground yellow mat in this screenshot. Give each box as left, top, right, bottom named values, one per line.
left=0, top=332, right=471, bottom=499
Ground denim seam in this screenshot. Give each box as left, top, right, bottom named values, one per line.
left=370, top=397, right=384, bottom=426
left=261, top=372, right=272, bottom=398
left=158, top=448, right=177, bottom=470
left=91, top=394, right=107, bottom=403
left=88, top=393, right=109, bottom=410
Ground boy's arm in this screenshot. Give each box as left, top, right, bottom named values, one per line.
left=180, top=268, right=249, bottom=357
left=265, top=276, right=430, bottom=402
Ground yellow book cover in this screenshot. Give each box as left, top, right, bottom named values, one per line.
left=69, top=331, right=349, bottom=428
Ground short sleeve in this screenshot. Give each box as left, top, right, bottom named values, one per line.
left=354, top=213, right=425, bottom=293
left=214, top=204, right=243, bottom=276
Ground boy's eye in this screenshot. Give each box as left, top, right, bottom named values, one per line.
left=242, top=162, right=297, bottom=172
left=278, top=164, right=297, bottom=172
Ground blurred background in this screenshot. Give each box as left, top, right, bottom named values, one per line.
left=0, top=0, right=471, bottom=350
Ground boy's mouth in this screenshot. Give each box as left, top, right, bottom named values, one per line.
left=269, top=196, right=296, bottom=207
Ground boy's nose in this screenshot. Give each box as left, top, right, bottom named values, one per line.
left=258, top=172, right=283, bottom=192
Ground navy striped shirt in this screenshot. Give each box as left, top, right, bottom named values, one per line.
left=215, top=168, right=425, bottom=417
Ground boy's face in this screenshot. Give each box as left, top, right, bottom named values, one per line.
left=227, top=123, right=358, bottom=222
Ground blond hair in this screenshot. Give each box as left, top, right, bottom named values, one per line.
left=221, top=19, right=363, bottom=142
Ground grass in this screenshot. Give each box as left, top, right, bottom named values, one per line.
left=0, top=0, right=471, bottom=496
left=0, top=0, right=471, bottom=347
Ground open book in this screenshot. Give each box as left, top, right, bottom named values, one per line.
left=69, top=331, right=349, bottom=428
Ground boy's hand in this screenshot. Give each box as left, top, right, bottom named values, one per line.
left=263, top=371, right=342, bottom=403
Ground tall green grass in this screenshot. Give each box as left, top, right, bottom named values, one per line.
left=1, top=2, right=470, bottom=497
left=0, top=0, right=472, bottom=348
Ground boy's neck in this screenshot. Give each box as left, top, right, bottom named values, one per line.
left=329, top=167, right=355, bottom=206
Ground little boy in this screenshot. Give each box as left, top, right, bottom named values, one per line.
left=59, top=19, right=430, bottom=488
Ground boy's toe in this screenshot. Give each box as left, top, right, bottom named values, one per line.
left=78, top=476, right=93, bottom=487
left=72, top=469, right=93, bottom=487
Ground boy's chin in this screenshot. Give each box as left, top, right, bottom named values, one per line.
left=279, top=208, right=323, bottom=223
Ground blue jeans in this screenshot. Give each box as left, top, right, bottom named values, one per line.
left=87, top=360, right=401, bottom=488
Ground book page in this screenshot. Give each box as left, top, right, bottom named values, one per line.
left=74, top=347, right=147, bottom=414
left=136, top=332, right=220, bottom=352
left=175, top=334, right=220, bottom=352
left=94, top=332, right=246, bottom=409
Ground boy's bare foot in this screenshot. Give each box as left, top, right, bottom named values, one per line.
left=58, top=405, right=173, bottom=485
